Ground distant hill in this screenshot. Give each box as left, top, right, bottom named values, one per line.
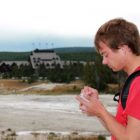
left=54, top=47, right=96, bottom=53
left=0, top=47, right=97, bottom=61
left=0, top=52, right=30, bottom=61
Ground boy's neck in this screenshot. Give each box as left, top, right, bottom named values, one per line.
left=124, top=55, right=140, bottom=75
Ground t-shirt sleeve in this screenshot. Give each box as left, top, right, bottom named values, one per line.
left=125, top=76, right=140, bottom=120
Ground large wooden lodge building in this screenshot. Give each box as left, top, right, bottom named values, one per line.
left=0, top=49, right=88, bottom=70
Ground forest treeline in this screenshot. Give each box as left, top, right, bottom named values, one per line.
left=0, top=55, right=123, bottom=92
left=0, top=47, right=125, bottom=91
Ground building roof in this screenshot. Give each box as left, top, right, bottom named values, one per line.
left=34, top=49, right=54, bottom=53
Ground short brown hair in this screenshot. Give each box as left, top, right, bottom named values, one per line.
left=94, top=18, right=140, bottom=55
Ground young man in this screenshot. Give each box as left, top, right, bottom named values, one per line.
left=76, top=18, right=140, bottom=140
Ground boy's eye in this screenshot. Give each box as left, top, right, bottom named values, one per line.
left=104, top=54, right=108, bottom=57
left=101, top=53, right=108, bottom=57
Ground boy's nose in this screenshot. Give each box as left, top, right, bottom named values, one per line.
left=102, top=57, right=107, bottom=65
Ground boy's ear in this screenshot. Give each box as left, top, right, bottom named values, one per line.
left=120, top=45, right=129, bottom=54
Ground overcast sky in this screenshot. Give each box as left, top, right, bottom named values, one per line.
left=0, top=0, right=139, bottom=51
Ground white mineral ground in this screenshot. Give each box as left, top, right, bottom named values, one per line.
left=0, top=90, right=117, bottom=140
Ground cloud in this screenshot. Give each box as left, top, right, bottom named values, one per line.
left=0, top=0, right=139, bottom=51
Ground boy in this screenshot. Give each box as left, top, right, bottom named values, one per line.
left=76, top=18, right=140, bottom=140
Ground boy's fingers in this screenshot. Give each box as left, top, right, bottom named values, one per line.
left=76, top=96, right=88, bottom=105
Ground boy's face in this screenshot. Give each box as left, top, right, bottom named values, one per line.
left=98, top=41, right=127, bottom=72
